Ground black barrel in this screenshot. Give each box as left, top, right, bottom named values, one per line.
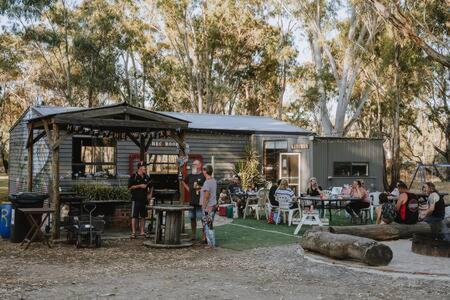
left=9, top=193, right=48, bottom=243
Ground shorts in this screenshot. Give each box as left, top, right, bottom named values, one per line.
left=131, top=201, right=146, bottom=219
left=188, top=206, right=204, bottom=220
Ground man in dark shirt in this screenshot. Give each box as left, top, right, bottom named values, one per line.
left=269, top=179, right=282, bottom=206
left=228, top=175, right=242, bottom=195
left=182, top=160, right=205, bottom=240
left=128, top=161, right=152, bottom=238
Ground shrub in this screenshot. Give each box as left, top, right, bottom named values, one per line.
left=71, top=183, right=131, bottom=202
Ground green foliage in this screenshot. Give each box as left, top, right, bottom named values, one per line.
left=71, top=183, right=131, bottom=202
left=234, top=145, right=263, bottom=190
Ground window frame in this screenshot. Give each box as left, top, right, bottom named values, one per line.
left=72, top=136, right=117, bottom=179
left=333, top=162, right=369, bottom=177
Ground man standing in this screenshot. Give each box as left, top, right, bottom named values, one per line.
left=182, top=160, right=205, bottom=240
left=128, top=161, right=152, bottom=238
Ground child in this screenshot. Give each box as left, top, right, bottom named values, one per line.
left=376, top=193, right=396, bottom=224
left=218, top=188, right=230, bottom=204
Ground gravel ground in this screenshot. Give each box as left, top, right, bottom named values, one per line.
left=0, top=238, right=449, bottom=300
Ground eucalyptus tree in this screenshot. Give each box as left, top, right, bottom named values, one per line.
left=154, top=0, right=296, bottom=115
left=289, top=0, right=382, bottom=137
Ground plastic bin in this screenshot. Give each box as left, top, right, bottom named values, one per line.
left=226, top=205, right=234, bottom=218
left=9, top=193, right=47, bottom=243
left=218, top=205, right=228, bottom=217
left=0, top=202, right=12, bottom=238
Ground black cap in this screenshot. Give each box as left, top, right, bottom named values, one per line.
left=137, top=161, right=146, bottom=168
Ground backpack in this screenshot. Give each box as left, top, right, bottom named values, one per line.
left=397, top=193, right=419, bottom=224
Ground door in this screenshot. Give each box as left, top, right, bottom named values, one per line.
left=279, top=153, right=300, bottom=195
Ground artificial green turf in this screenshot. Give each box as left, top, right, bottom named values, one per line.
left=188, top=209, right=368, bottom=251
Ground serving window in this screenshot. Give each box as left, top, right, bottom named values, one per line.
left=146, top=154, right=178, bottom=174
left=333, top=162, right=369, bottom=177
left=72, top=137, right=117, bottom=178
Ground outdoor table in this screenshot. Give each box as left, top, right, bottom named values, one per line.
left=19, top=207, right=54, bottom=250
left=298, top=196, right=361, bottom=223
left=153, top=189, right=178, bottom=205
left=145, top=204, right=193, bottom=248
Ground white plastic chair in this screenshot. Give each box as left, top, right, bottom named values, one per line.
left=275, top=194, right=299, bottom=226
left=369, top=192, right=381, bottom=222
left=243, top=189, right=268, bottom=220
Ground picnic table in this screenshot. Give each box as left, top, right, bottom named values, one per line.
left=144, top=204, right=193, bottom=248
left=19, top=207, right=54, bottom=250
left=298, top=196, right=362, bottom=223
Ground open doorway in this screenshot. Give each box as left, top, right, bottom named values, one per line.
left=279, top=153, right=300, bottom=195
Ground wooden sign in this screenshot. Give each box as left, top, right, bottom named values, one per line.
left=291, top=143, right=309, bottom=150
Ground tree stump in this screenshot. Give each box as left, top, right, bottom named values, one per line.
left=301, top=230, right=393, bottom=266
left=411, top=234, right=450, bottom=257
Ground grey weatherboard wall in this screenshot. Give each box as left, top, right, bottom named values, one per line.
left=9, top=105, right=385, bottom=195
left=312, top=138, right=384, bottom=191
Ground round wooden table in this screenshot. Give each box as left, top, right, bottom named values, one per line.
left=144, top=204, right=193, bottom=248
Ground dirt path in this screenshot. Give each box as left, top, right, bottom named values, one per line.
left=1, top=239, right=449, bottom=299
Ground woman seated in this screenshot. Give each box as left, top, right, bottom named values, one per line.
left=306, top=177, right=322, bottom=196
left=268, top=179, right=282, bottom=207
left=422, top=182, right=445, bottom=224
left=394, top=182, right=419, bottom=224
left=345, top=180, right=369, bottom=219
left=274, top=179, right=297, bottom=209
left=376, top=193, right=396, bottom=224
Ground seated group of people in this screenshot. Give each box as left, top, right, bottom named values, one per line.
left=376, top=181, right=446, bottom=226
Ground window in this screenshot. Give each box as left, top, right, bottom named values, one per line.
left=333, top=162, right=369, bottom=177
left=263, top=140, right=288, bottom=182
left=72, top=137, right=116, bottom=178
left=146, top=154, right=178, bottom=174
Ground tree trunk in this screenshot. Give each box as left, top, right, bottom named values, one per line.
left=319, top=222, right=449, bottom=241
left=390, top=43, right=401, bottom=190
left=278, top=60, right=287, bottom=119
left=300, top=230, right=393, bottom=266
left=0, top=142, right=8, bottom=174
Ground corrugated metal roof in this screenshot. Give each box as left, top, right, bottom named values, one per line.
left=32, top=106, right=86, bottom=117
left=15, top=105, right=311, bottom=134
left=160, top=112, right=311, bottom=134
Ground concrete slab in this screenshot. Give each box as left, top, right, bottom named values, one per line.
left=304, top=239, right=450, bottom=280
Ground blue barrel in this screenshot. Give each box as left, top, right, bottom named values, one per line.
left=0, top=203, right=12, bottom=239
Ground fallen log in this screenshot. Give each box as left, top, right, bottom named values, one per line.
left=324, top=222, right=450, bottom=241
left=301, top=231, right=393, bottom=266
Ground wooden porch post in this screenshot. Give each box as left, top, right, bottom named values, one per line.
left=27, top=125, right=33, bottom=192
left=52, top=123, right=60, bottom=239
left=44, top=119, right=61, bottom=239
left=51, top=123, right=60, bottom=239
left=177, top=132, right=186, bottom=233
left=177, top=131, right=186, bottom=203
left=139, top=134, right=146, bottom=162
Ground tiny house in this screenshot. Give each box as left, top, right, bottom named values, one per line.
left=9, top=103, right=384, bottom=196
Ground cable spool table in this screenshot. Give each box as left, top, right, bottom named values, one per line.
left=144, top=204, right=193, bottom=248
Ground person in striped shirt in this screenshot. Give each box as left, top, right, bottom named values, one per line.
left=274, top=179, right=297, bottom=209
